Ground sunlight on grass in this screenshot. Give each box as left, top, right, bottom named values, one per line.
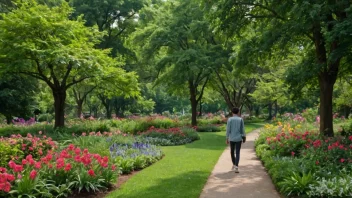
left=106, top=123, right=264, bottom=198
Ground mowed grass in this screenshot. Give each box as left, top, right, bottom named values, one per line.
left=106, top=122, right=264, bottom=198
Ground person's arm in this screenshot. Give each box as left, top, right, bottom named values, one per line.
left=241, top=119, right=246, bottom=143
left=226, top=119, right=231, bottom=144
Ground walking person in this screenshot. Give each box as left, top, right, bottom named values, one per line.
left=226, top=107, right=246, bottom=173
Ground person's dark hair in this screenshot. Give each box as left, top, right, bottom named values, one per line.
left=232, top=107, right=240, bottom=114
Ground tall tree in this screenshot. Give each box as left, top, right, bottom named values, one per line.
left=0, top=75, right=38, bottom=123
left=130, top=0, right=222, bottom=126
left=205, top=0, right=352, bottom=136
left=0, top=1, right=138, bottom=127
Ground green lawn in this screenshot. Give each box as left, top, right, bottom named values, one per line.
left=106, top=122, right=264, bottom=198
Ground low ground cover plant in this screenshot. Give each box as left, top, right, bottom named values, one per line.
left=109, top=142, right=163, bottom=174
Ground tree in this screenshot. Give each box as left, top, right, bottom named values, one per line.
left=204, top=0, right=352, bottom=136
left=130, top=0, right=222, bottom=126
left=0, top=1, right=138, bottom=127
left=0, top=75, right=38, bottom=123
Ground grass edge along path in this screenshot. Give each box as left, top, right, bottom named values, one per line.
left=106, top=122, right=264, bottom=198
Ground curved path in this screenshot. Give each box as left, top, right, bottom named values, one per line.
left=199, top=129, right=281, bottom=198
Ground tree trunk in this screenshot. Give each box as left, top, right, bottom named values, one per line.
left=104, top=104, right=112, bottom=119
left=267, top=102, right=273, bottom=120
left=319, top=74, right=335, bottom=137
left=274, top=100, right=278, bottom=118
left=76, top=100, right=83, bottom=118
left=6, top=115, right=12, bottom=124
left=344, top=106, right=351, bottom=119
left=189, top=81, right=198, bottom=126
left=53, top=89, right=66, bottom=128
left=198, top=99, right=202, bottom=117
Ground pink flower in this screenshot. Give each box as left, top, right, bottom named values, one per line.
left=29, top=170, right=37, bottom=180
left=291, top=151, right=295, bottom=157
left=88, top=169, right=95, bottom=177
left=22, top=159, right=28, bottom=165
left=341, top=158, right=345, bottom=163
left=112, top=165, right=116, bottom=171
left=13, top=165, right=23, bottom=173
left=64, top=163, right=72, bottom=172
left=35, top=162, right=41, bottom=169
left=39, top=131, right=42, bottom=135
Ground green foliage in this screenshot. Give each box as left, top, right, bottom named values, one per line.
left=37, top=113, right=54, bottom=122
left=0, top=142, right=23, bottom=167
left=278, top=172, right=315, bottom=197
left=196, top=125, right=221, bottom=132
left=0, top=75, right=38, bottom=123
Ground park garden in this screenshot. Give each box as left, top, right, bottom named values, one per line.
left=1, top=0, right=352, bottom=197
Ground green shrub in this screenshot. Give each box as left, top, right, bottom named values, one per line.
left=278, top=171, right=316, bottom=197
left=0, top=142, right=23, bottom=167
left=196, top=125, right=221, bottom=132
left=37, top=113, right=54, bottom=122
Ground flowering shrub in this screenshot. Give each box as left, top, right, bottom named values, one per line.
left=109, top=142, right=163, bottom=174
left=0, top=133, right=57, bottom=167
left=12, top=118, right=36, bottom=126
left=256, top=118, right=352, bottom=197
left=0, top=144, right=117, bottom=197
left=138, top=127, right=199, bottom=146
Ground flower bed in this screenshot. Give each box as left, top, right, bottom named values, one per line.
left=0, top=144, right=117, bottom=197
left=109, top=142, right=163, bottom=174
left=138, top=127, right=200, bottom=146
left=0, top=133, right=57, bottom=168
left=256, top=120, right=352, bottom=197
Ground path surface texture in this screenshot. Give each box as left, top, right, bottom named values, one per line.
left=200, top=129, right=280, bottom=198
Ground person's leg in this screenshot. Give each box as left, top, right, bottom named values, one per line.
left=235, top=141, right=242, bottom=167
left=230, top=141, right=236, bottom=166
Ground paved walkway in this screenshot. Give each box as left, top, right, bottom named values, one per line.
left=200, top=129, right=280, bottom=198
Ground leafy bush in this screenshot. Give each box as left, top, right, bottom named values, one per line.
left=37, top=113, right=54, bottom=122
left=196, top=125, right=221, bottom=132
left=0, top=134, right=57, bottom=167
left=138, top=127, right=199, bottom=146
left=109, top=116, right=180, bottom=134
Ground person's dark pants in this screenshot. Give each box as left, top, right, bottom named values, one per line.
left=230, top=141, right=242, bottom=167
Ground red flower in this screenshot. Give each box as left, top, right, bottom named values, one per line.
left=8, top=161, right=15, bottom=169
left=349, top=136, right=352, bottom=141
left=13, top=165, right=23, bottom=173
left=75, top=148, right=81, bottom=155
left=56, top=158, right=65, bottom=169
left=29, top=170, right=37, bottom=180
left=340, top=158, right=345, bottom=163
left=316, top=160, right=319, bottom=165
left=74, top=155, right=81, bottom=162
left=22, top=159, right=28, bottom=165
left=68, top=144, right=75, bottom=151
left=291, top=151, right=295, bottom=157
left=88, top=169, right=95, bottom=177
left=5, top=174, right=15, bottom=182
left=112, top=165, right=116, bottom=171
left=35, top=162, right=41, bottom=169
left=0, top=182, right=11, bottom=192
left=64, top=163, right=72, bottom=172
